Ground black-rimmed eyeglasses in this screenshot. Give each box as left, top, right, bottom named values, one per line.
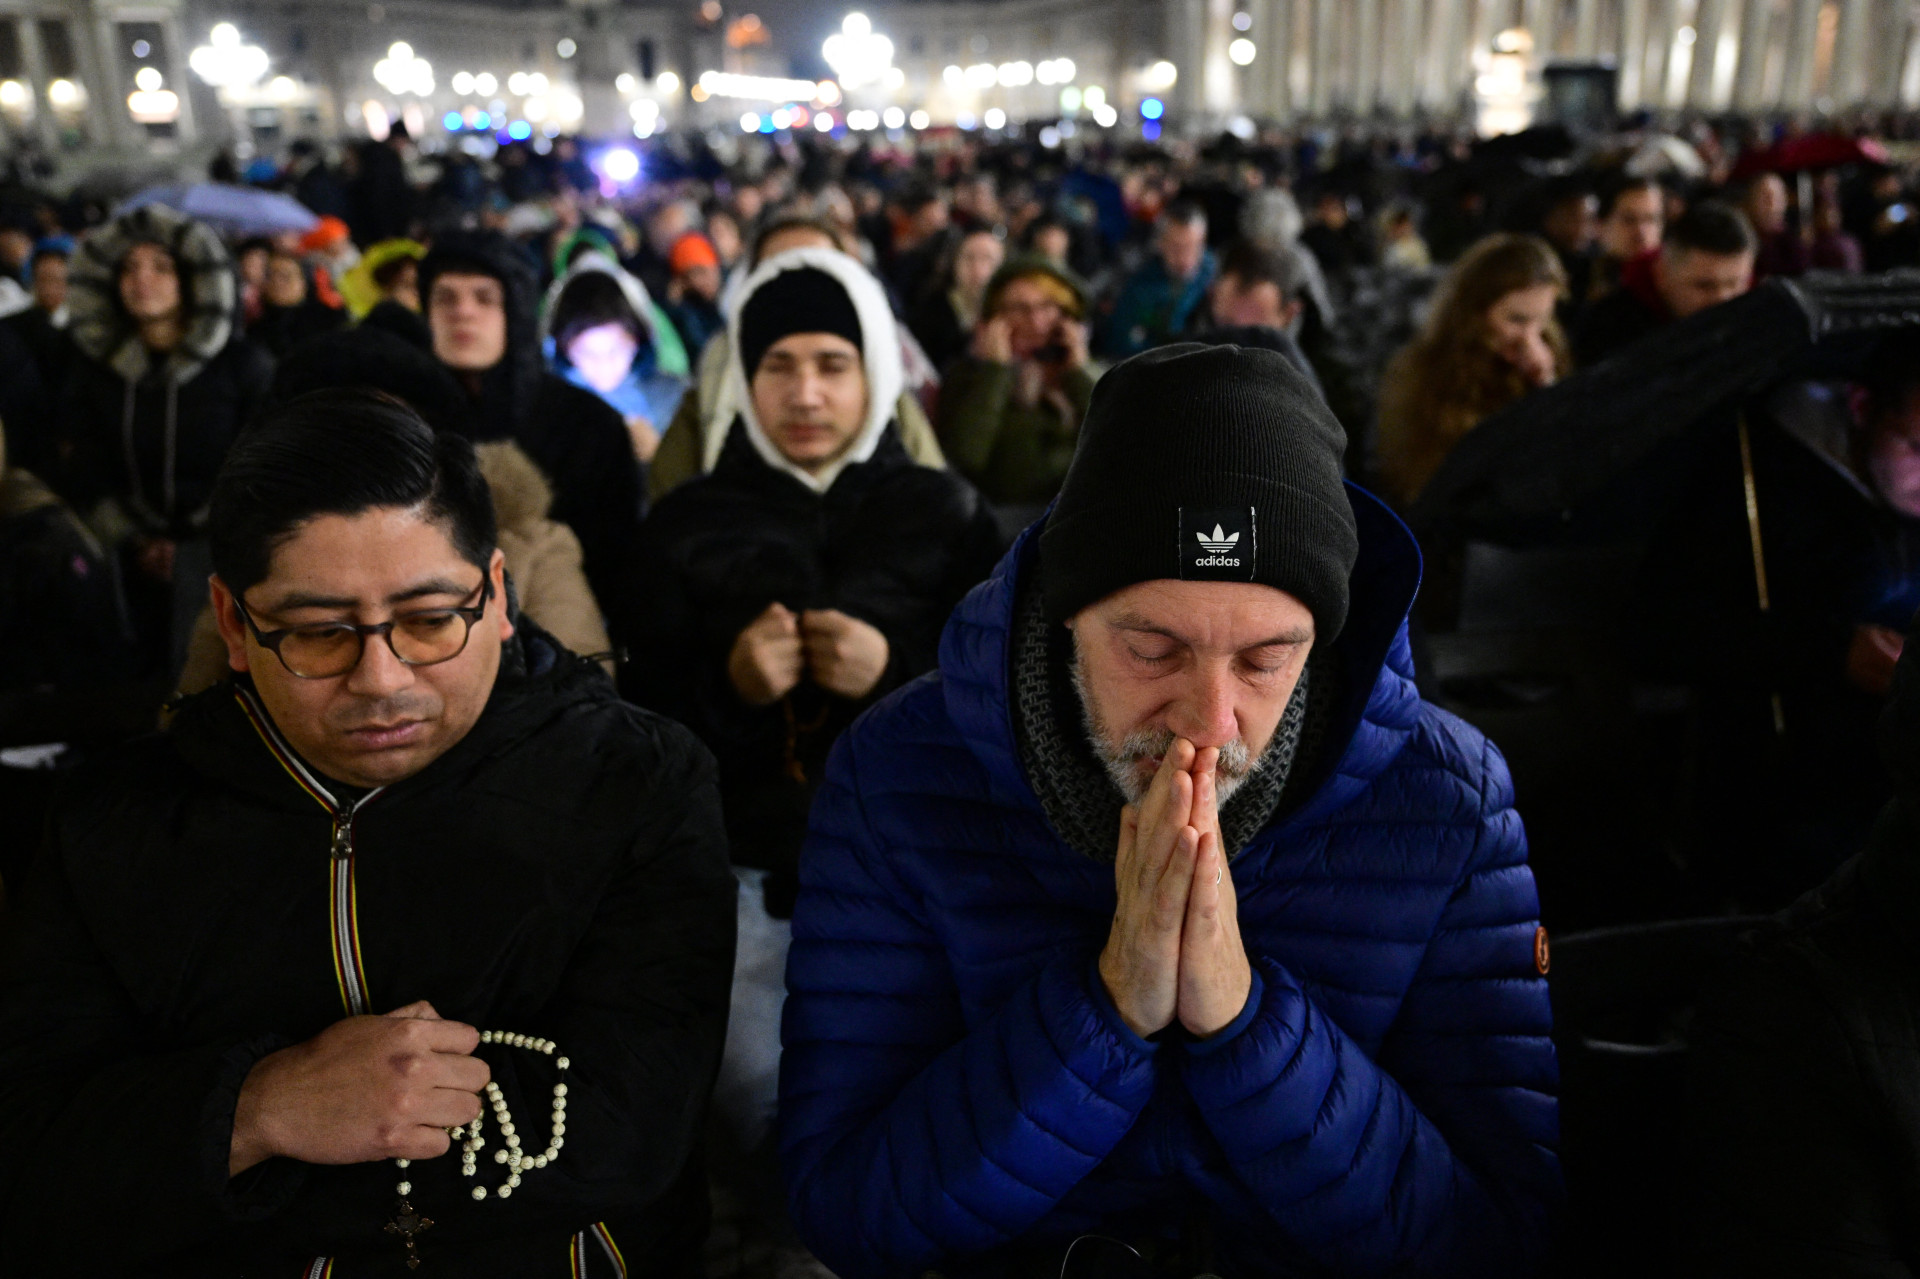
left=233, top=575, right=493, bottom=679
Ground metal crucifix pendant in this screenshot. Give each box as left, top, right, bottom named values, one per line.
left=384, top=1197, right=435, bottom=1269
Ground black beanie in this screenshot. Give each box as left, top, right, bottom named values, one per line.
left=739, top=266, right=863, bottom=378
left=1039, top=342, right=1359, bottom=641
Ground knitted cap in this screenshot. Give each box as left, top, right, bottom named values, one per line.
left=1039, top=342, right=1358, bottom=641
left=738, top=265, right=863, bottom=378
left=670, top=231, right=721, bottom=275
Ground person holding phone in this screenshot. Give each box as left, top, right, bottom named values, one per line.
left=935, top=255, right=1101, bottom=512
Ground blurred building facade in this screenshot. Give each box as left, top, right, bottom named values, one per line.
left=0, top=0, right=1912, bottom=158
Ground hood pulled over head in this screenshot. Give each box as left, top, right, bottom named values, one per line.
left=723, top=246, right=903, bottom=493
left=68, top=204, right=237, bottom=383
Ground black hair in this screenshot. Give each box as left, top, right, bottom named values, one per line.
left=892, top=181, right=944, bottom=215
left=208, top=387, right=495, bottom=596
left=30, top=245, right=69, bottom=267
left=1024, top=215, right=1071, bottom=247
left=235, top=236, right=274, bottom=259
left=1598, top=175, right=1664, bottom=219
left=370, top=254, right=418, bottom=290
left=1160, top=199, right=1208, bottom=229
left=1217, top=239, right=1304, bottom=303
left=749, top=213, right=845, bottom=266
left=1664, top=200, right=1758, bottom=257
left=550, top=271, right=646, bottom=357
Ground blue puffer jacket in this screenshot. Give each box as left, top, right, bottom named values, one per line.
left=780, top=487, right=1560, bottom=1278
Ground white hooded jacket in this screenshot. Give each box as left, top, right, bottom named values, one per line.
left=723, top=246, right=906, bottom=494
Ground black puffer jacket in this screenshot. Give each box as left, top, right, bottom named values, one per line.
left=421, top=233, right=643, bottom=643
left=0, top=627, right=736, bottom=1277
left=624, top=422, right=1002, bottom=909
left=1688, top=607, right=1920, bottom=1275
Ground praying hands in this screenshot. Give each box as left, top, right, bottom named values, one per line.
left=1096, top=739, right=1253, bottom=1040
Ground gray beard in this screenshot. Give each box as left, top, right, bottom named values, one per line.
left=1008, top=575, right=1324, bottom=863
left=1069, top=640, right=1263, bottom=807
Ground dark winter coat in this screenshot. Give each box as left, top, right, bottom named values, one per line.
left=779, top=493, right=1561, bottom=1279
left=1571, top=249, right=1671, bottom=367
left=0, top=457, right=131, bottom=693
left=1688, top=611, right=1920, bottom=1275
left=0, top=627, right=737, bottom=1277
left=58, top=338, right=274, bottom=540
left=55, top=205, right=273, bottom=543
left=1633, top=405, right=1920, bottom=904
left=624, top=421, right=1002, bottom=910
left=421, top=233, right=644, bottom=644
left=248, top=295, right=346, bottom=360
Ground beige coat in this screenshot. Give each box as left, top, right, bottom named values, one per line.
left=175, top=441, right=612, bottom=695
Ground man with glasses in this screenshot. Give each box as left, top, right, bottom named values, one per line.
left=935, top=254, right=1100, bottom=509
left=0, top=388, right=735, bottom=1276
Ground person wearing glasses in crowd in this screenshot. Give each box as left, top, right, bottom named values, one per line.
left=935, top=254, right=1100, bottom=511
left=0, top=388, right=734, bottom=1276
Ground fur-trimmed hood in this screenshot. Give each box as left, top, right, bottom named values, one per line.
left=721, top=246, right=904, bottom=494
left=67, top=205, right=237, bottom=385
left=473, top=438, right=554, bottom=534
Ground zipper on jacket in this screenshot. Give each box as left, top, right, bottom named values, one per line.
left=328, top=794, right=379, bottom=1015
left=234, top=687, right=386, bottom=1016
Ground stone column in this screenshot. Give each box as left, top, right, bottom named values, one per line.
left=1573, top=0, right=1603, bottom=57
left=1259, top=0, right=1293, bottom=119
left=81, top=4, right=131, bottom=150
left=1351, top=0, right=1381, bottom=111
left=1418, top=0, right=1462, bottom=112
left=1776, top=0, right=1818, bottom=108
left=1687, top=0, right=1728, bottom=108
left=1829, top=0, right=1870, bottom=105
left=1168, top=0, right=1207, bottom=123
left=14, top=16, right=59, bottom=153
left=1384, top=0, right=1422, bottom=116
left=1618, top=0, right=1651, bottom=106
left=1521, top=0, right=1560, bottom=59
left=1733, top=0, right=1774, bottom=109
left=1309, top=0, right=1335, bottom=114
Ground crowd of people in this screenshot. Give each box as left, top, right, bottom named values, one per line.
left=2, top=107, right=1920, bottom=1276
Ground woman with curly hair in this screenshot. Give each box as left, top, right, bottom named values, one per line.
left=1375, top=233, right=1569, bottom=506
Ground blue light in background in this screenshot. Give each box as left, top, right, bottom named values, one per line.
left=508, top=120, right=531, bottom=140
left=1141, top=97, right=1164, bottom=120
left=1142, top=120, right=1163, bottom=141
left=475, top=110, right=492, bottom=130
left=443, top=111, right=463, bottom=131
left=758, top=117, right=776, bottom=133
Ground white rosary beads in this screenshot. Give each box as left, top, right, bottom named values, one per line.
left=392, top=1030, right=570, bottom=1204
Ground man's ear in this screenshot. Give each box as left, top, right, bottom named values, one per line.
left=209, top=577, right=251, bottom=674
left=1279, top=298, right=1305, bottom=330
left=491, top=548, right=515, bottom=642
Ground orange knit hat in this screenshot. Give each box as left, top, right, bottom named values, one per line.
left=669, top=232, right=720, bottom=275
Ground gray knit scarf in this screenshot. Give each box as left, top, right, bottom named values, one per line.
left=1010, top=576, right=1332, bottom=863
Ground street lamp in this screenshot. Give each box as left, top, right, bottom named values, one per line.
left=374, top=42, right=434, bottom=97
left=128, top=66, right=179, bottom=124
left=189, top=22, right=269, bottom=88
left=822, top=13, right=893, bottom=90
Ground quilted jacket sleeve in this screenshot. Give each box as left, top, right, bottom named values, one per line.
left=779, top=725, right=1158, bottom=1279
left=1181, top=730, right=1560, bottom=1277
